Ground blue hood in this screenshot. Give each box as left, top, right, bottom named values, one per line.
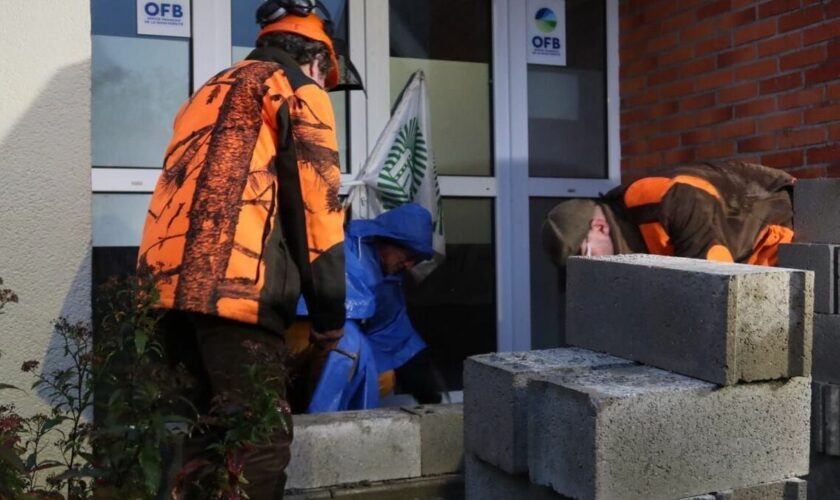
left=347, top=203, right=434, bottom=261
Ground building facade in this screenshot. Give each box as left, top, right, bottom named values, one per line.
left=1, top=0, right=838, bottom=414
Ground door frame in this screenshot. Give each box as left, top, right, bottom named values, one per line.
left=494, top=0, right=621, bottom=351
left=91, top=0, right=621, bottom=354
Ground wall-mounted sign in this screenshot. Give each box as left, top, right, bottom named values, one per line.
left=527, top=0, right=567, bottom=66
left=137, top=0, right=191, bottom=38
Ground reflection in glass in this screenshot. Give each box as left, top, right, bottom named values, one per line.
left=527, top=0, right=607, bottom=178
left=92, top=0, right=189, bottom=168
left=390, top=59, right=492, bottom=176
left=404, top=198, right=496, bottom=392
left=528, top=66, right=606, bottom=178
left=92, top=194, right=152, bottom=247
left=389, top=0, right=493, bottom=176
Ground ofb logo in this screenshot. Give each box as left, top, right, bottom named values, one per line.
left=535, top=8, right=557, bottom=33
left=377, top=118, right=428, bottom=209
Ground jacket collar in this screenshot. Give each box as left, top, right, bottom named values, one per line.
left=245, top=46, right=316, bottom=89
left=245, top=45, right=298, bottom=67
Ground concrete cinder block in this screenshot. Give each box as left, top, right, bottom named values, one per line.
left=793, top=179, right=840, bottom=244
left=285, top=475, right=464, bottom=499
left=778, top=243, right=839, bottom=314
left=527, top=364, right=810, bottom=500
left=714, top=477, right=807, bottom=499
left=463, top=348, right=632, bottom=474
left=808, top=453, right=840, bottom=499
left=824, top=383, right=840, bottom=456
left=814, top=314, right=840, bottom=384
left=465, top=453, right=569, bottom=500
left=286, top=409, right=421, bottom=489
left=566, top=254, right=813, bottom=385
left=813, top=381, right=825, bottom=454
left=401, top=403, right=464, bottom=476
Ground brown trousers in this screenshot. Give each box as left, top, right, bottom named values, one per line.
left=163, top=311, right=292, bottom=499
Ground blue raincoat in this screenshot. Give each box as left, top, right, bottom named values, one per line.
left=299, top=203, right=434, bottom=412
left=297, top=251, right=379, bottom=413
left=345, top=203, right=434, bottom=373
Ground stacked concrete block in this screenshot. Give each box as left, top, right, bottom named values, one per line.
left=712, top=477, right=807, bottom=499
left=527, top=365, right=809, bottom=499
left=793, top=179, right=840, bottom=244
left=808, top=452, right=840, bottom=499
left=824, top=384, right=840, bottom=456
left=812, top=314, right=840, bottom=384
left=676, top=478, right=807, bottom=499
left=783, top=179, right=840, bottom=495
left=286, top=409, right=421, bottom=490
left=464, top=253, right=814, bottom=499
left=778, top=242, right=840, bottom=455
left=812, top=381, right=824, bottom=453
left=463, top=348, right=631, bottom=474
left=465, top=453, right=571, bottom=500
left=779, top=243, right=839, bottom=314
left=285, top=404, right=466, bottom=497
left=401, top=403, right=464, bottom=476
left=566, top=254, right=813, bottom=385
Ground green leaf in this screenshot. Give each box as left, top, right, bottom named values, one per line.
left=139, top=444, right=162, bottom=494
left=31, top=460, right=63, bottom=473
left=135, top=329, right=149, bottom=354
left=42, top=415, right=66, bottom=432
left=51, top=465, right=94, bottom=480
left=0, top=446, right=26, bottom=473
left=24, top=452, right=37, bottom=470
left=0, top=383, right=23, bottom=392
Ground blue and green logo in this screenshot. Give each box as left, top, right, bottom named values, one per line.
left=535, top=8, right=557, bottom=33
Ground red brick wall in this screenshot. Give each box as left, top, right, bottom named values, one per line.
left=619, top=0, right=840, bottom=180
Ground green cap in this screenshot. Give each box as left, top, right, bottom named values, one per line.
left=541, top=199, right=597, bottom=268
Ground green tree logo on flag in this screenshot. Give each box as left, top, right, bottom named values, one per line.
left=376, top=117, right=428, bottom=209
left=346, top=70, right=445, bottom=279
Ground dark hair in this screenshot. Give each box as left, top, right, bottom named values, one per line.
left=257, top=32, right=333, bottom=76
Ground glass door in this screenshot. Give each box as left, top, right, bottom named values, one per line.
left=90, top=0, right=616, bottom=375
left=90, top=0, right=193, bottom=285
left=385, top=0, right=498, bottom=393
left=499, top=0, right=621, bottom=349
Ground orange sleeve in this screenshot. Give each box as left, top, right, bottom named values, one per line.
left=706, top=244, right=734, bottom=262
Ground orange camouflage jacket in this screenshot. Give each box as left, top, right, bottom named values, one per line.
left=607, top=162, right=795, bottom=266
left=138, top=46, right=345, bottom=334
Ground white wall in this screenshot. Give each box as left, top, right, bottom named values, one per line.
left=0, top=2, right=92, bottom=416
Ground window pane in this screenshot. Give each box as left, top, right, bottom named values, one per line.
left=529, top=197, right=566, bottom=349
left=528, top=0, right=607, bottom=178
left=232, top=0, right=351, bottom=173
left=389, top=0, right=493, bottom=176
left=92, top=0, right=189, bottom=168
left=92, top=194, right=151, bottom=247
left=404, top=198, right=497, bottom=392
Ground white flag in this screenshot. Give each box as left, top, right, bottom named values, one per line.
left=345, top=70, right=445, bottom=279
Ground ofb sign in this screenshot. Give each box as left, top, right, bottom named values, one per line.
left=137, top=0, right=191, bottom=38
left=527, top=0, right=566, bottom=66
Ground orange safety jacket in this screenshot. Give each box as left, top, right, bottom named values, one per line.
left=607, top=162, right=795, bottom=266
left=138, top=46, right=346, bottom=334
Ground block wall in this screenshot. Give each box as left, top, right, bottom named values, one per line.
left=619, top=0, right=840, bottom=179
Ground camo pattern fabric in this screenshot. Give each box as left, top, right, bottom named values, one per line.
left=138, top=47, right=346, bottom=334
